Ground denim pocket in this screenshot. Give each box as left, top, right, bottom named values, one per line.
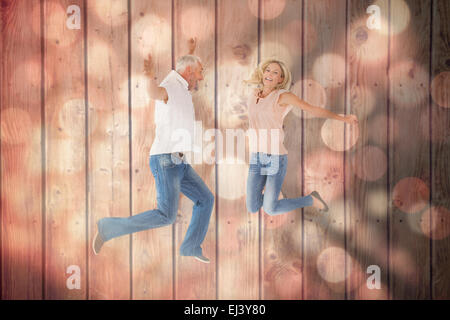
left=261, top=155, right=283, bottom=176
left=158, top=154, right=176, bottom=168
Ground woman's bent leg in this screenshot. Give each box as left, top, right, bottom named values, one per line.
left=262, top=155, right=313, bottom=216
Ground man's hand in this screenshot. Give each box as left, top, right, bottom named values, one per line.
left=188, top=37, right=197, bottom=55
left=143, top=53, right=155, bottom=78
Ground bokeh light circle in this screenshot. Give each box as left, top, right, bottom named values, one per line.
left=312, top=54, right=346, bottom=89
left=248, top=0, right=286, bottom=20
left=316, top=247, right=352, bottom=283
left=431, top=71, right=450, bottom=108
left=260, top=41, right=294, bottom=70
left=125, top=75, right=151, bottom=109
left=321, top=115, right=360, bottom=151
left=373, top=0, right=411, bottom=36
left=180, top=6, right=215, bottom=40
left=303, top=149, right=343, bottom=201
left=367, top=189, right=389, bottom=219
left=87, top=40, right=118, bottom=79
left=421, top=206, right=450, bottom=240
left=392, top=177, right=429, bottom=214
left=133, top=14, right=171, bottom=58
left=91, top=0, right=128, bottom=26
left=218, top=157, right=248, bottom=200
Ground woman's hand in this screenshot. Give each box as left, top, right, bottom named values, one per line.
left=343, top=114, right=359, bottom=125
left=143, top=53, right=155, bottom=78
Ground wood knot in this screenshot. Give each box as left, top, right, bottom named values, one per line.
left=232, top=44, right=251, bottom=65
left=354, top=27, right=368, bottom=44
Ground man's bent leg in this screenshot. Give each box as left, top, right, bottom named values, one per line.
left=178, top=164, right=214, bottom=256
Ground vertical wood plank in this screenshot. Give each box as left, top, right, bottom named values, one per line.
left=431, top=0, right=450, bottom=300
left=259, top=0, right=304, bottom=300
left=1, top=0, right=43, bottom=299
left=217, top=0, right=259, bottom=299
left=303, top=0, right=347, bottom=300
left=130, top=0, right=174, bottom=299
left=87, top=0, right=130, bottom=299
left=44, top=0, right=86, bottom=299
left=173, top=0, right=216, bottom=299
left=389, top=0, right=431, bottom=299
left=346, top=0, right=389, bottom=299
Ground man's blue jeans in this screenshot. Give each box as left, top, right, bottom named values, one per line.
left=97, top=153, right=214, bottom=257
left=246, top=152, right=313, bottom=215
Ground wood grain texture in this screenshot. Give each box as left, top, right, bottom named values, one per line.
left=0, top=0, right=449, bottom=301
left=346, top=0, right=389, bottom=299
left=389, top=0, right=431, bottom=300
left=431, top=0, right=450, bottom=300
left=44, top=0, right=86, bottom=299
left=87, top=0, right=131, bottom=299
left=302, top=0, right=347, bottom=300
left=173, top=0, right=216, bottom=300
left=130, top=0, right=173, bottom=299
left=259, top=0, right=304, bottom=300
left=216, top=0, right=259, bottom=300
left=1, top=0, right=43, bottom=299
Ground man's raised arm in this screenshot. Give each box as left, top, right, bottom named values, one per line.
left=143, top=54, right=168, bottom=103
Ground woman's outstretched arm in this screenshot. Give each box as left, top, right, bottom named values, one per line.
left=279, top=91, right=358, bottom=125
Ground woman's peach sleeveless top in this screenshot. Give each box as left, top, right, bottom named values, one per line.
left=247, top=89, right=293, bottom=155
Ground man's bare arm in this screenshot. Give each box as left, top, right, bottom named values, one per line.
left=143, top=54, right=168, bottom=103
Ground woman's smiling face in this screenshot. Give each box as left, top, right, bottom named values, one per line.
left=262, top=62, right=284, bottom=89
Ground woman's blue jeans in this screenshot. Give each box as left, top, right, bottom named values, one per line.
left=97, top=153, right=214, bottom=257
left=246, top=152, right=313, bottom=215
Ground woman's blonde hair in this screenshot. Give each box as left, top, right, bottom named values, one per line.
left=244, top=59, right=292, bottom=90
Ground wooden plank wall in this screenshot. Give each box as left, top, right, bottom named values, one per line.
left=130, top=0, right=173, bottom=300
left=87, top=0, right=130, bottom=299
left=173, top=0, right=216, bottom=299
left=1, top=0, right=449, bottom=300
left=431, top=0, right=450, bottom=300
left=1, top=0, right=43, bottom=299
left=260, top=0, right=304, bottom=300
left=44, top=0, right=86, bottom=299
left=346, top=0, right=389, bottom=300
left=217, top=0, right=259, bottom=300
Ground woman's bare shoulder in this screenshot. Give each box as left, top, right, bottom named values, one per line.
left=277, top=90, right=294, bottom=106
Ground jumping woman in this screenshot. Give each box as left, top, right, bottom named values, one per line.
left=245, top=59, right=358, bottom=216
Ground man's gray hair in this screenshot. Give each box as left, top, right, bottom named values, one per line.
left=175, top=55, right=202, bottom=73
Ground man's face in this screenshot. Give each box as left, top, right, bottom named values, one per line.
left=183, top=62, right=204, bottom=91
